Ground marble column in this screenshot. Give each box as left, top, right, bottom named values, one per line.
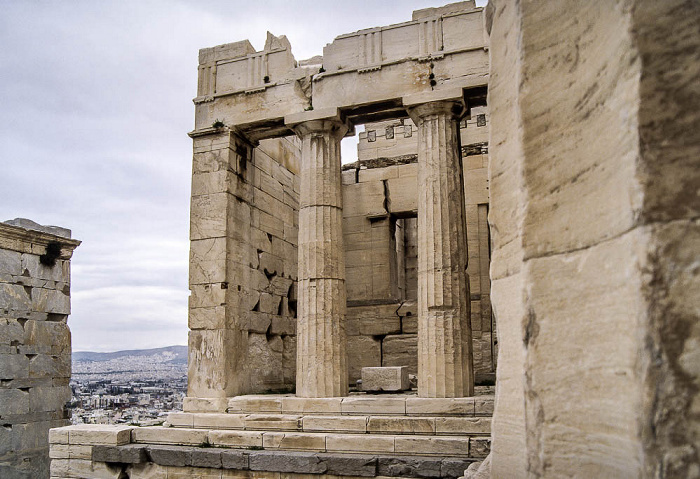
left=407, top=98, right=474, bottom=398
left=287, top=110, right=349, bottom=397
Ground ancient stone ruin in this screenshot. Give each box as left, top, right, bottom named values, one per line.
left=0, top=219, right=80, bottom=478
left=45, top=0, right=700, bottom=477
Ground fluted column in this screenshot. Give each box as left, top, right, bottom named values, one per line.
left=408, top=99, right=474, bottom=397
left=288, top=113, right=349, bottom=397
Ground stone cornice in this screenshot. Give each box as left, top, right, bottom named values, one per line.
left=0, top=223, right=81, bottom=257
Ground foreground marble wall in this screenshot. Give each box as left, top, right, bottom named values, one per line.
left=487, top=0, right=700, bottom=476
left=0, top=219, right=80, bottom=479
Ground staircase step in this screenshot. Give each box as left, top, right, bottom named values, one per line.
left=182, top=394, right=494, bottom=416
left=93, top=444, right=481, bottom=478
left=167, top=412, right=491, bottom=436
left=131, top=426, right=490, bottom=458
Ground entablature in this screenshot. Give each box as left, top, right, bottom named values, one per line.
left=190, top=2, right=488, bottom=143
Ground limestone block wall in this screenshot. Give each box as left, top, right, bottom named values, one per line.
left=188, top=133, right=300, bottom=397
left=0, top=219, right=80, bottom=479
left=341, top=110, right=493, bottom=385
left=487, top=0, right=700, bottom=476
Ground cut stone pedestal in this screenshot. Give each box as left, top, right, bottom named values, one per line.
left=361, top=367, right=410, bottom=392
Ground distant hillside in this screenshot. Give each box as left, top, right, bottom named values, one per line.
left=73, top=345, right=187, bottom=364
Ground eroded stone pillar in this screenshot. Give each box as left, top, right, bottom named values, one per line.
left=407, top=94, right=474, bottom=398
left=187, top=130, right=253, bottom=403
left=287, top=109, right=349, bottom=397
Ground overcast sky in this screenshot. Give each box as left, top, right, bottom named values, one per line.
left=0, top=0, right=485, bottom=352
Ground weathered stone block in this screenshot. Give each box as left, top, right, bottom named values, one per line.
left=0, top=249, right=22, bottom=277
left=0, top=318, right=24, bottom=346
left=0, top=353, right=29, bottom=379
left=182, top=396, right=228, bottom=413
left=435, top=417, right=491, bottom=435
left=244, top=414, right=301, bottom=431
left=342, top=182, right=387, bottom=218
left=147, top=444, right=191, bottom=467
left=247, top=333, right=284, bottom=392
left=367, top=416, right=436, bottom=434
left=192, top=413, right=245, bottom=430
left=189, top=238, right=227, bottom=285
left=131, top=426, right=207, bottom=446
left=323, top=453, right=378, bottom=477
left=49, top=443, right=92, bottom=459
left=221, top=449, right=249, bottom=469
left=23, top=320, right=71, bottom=355
left=50, top=458, right=123, bottom=478
left=92, top=444, right=147, bottom=463
left=30, top=287, right=70, bottom=314
left=302, top=415, right=367, bottom=433
left=442, top=458, right=476, bottom=478
left=29, top=353, right=70, bottom=379
left=189, top=283, right=226, bottom=309
left=0, top=283, right=31, bottom=313
left=228, top=395, right=282, bottom=413
left=262, top=432, right=326, bottom=451
left=361, top=366, right=410, bottom=392
left=190, top=193, right=229, bottom=241
left=270, top=316, right=296, bottom=335
left=21, top=254, right=69, bottom=283
left=209, top=430, right=263, bottom=448
left=394, top=436, right=470, bottom=456
left=280, top=397, right=342, bottom=414
left=49, top=427, right=69, bottom=445
left=470, top=437, right=490, bottom=458
left=377, top=456, right=443, bottom=478
left=405, top=397, right=475, bottom=416
left=248, top=450, right=325, bottom=473
left=190, top=448, right=223, bottom=468
left=347, top=335, right=381, bottom=382
left=346, top=304, right=401, bottom=336
left=67, top=424, right=133, bottom=446
left=189, top=305, right=226, bottom=330
left=326, top=434, right=395, bottom=453
left=382, top=335, right=417, bottom=376
left=386, top=176, right=418, bottom=214
left=341, top=397, right=406, bottom=415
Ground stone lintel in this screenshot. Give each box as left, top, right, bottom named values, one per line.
left=0, top=221, right=81, bottom=257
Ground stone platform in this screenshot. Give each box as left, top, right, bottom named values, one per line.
left=49, top=392, right=493, bottom=478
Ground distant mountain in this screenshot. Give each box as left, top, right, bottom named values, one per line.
left=73, top=345, right=187, bottom=364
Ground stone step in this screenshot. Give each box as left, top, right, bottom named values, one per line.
left=92, top=444, right=479, bottom=479
left=167, top=412, right=491, bottom=436
left=131, top=426, right=490, bottom=458
left=183, top=394, right=495, bottom=416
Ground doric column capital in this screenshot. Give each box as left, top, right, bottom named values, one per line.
left=285, top=107, right=350, bottom=140
left=407, top=100, right=465, bottom=124
left=404, top=88, right=466, bottom=124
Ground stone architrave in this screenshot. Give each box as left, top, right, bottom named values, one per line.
left=286, top=109, right=349, bottom=398
left=406, top=92, right=474, bottom=398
